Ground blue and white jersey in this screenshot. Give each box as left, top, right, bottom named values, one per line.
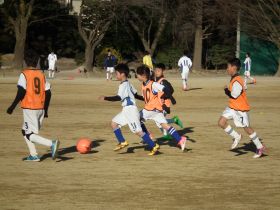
left=118, top=80, right=137, bottom=107
left=178, top=56, right=192, bottom=71
left=244, top=57, right=251, bottom=71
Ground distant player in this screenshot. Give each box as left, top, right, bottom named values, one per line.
left=6, top=49, right=60, bottom=162
left=47, top=51, right=57, bottom=79
left=244, top=52, right=256, bottom=89
left=98, top=64, right=159, bottom=155
left=104, top=50, right=117, bottom=81
left=154, top=63, right=184, bottom=140
left=218, top=58, right=265, bottom=158
left=143, top=50, right=154, bottom=77
left=136, top=65, right=187, bottom=151
left=178, top=50, right=192, bottom=91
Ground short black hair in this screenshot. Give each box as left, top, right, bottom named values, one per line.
left=228, top=58, right=241, bottom=70
left=136, top=65, right=151, bottom=79
left=246, top=52, right=250, bottom=57
left=183, top=49, right=188, bottom=56
left=24, top=49, right=39, bottom=67
left=115, top=63, right=129, bottom=77
left=107, top=49, right=111, bottom=52
left=155, top=63, right=166, bottom=70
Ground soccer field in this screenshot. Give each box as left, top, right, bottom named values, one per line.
left=0, top=75, right=280, bottom=210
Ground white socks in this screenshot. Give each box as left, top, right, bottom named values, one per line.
left=30, top=134, right=52, bottom=147
left=250, top=132, right=263, bottom=149
left=106, top=72, right=109, bottom=80
left=224, top=125, right=240, bottom=139
left=24, top=136, right=38, bottom=156
left=182, top=79, right=187, bottom=89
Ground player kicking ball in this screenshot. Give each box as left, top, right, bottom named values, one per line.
left=218, top=58, right=265, bottom=158
left=136, top=65, right=187, bottom=151
left=6, top=49, right=60, bottom=162
left=98, top=64, right=160, bottom=156
left=154, top=63, right=184, bottom=140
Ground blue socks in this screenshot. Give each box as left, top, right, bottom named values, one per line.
left=168, top=127, right=181, bottom=142
left=113, top=128, right=125, bottom=143
left=141, top=133, right=155, bottom=148
left=141, top=122, right=150, bottom=135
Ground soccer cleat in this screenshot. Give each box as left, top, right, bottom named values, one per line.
left=173, top=116, right=184, bottom=128
left=231, top=134, right=242, bottom=150
left=114, top=141, right=129, bottom=151
left=22, top=155, right=40, bottom=162
left=148, top=144, right=160, bottom=156
left=51, top=140, right=60, bottom=160
left=253, top=146, right=265, bottom=158
left=178, top=136, right=187, bottom=151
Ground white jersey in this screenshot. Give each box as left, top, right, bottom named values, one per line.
left=48, top=54, right=57, bottom=63
left=117, top=80, right=137, bottom=107
left=244, top=57, right=251, bottom=71
left=178, top=56, right=192, bottom=71
left=18, top=73, right=51, bottom=91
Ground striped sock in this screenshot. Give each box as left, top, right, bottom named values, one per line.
left=224, top=125, right=240, bottom=139
left=141, top=133, right=155, bottom=148
left=113, top=128, right=125, bottom=143
left=168, top=127, right=181, bottom=142
left=250, top=132, right=263, bottom=149
left=141, top=122, right=150, bottom=135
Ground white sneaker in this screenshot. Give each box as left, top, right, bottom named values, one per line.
left=253, top=146, right=265, bottom=158
left=178, top=136, right=187, bottom=151
left=231, top=134, right=242, bottom=149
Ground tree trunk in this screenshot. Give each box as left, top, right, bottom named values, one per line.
left=84, top=44, right=94, bottom=72
left=193, top=0, right=203, bottom=71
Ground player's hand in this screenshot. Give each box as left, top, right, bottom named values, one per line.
left=6, top=106, right=14, bottom=115
left=44, top=111, right=48, bottom=118
left=98, top=96, right=105, bottom=100
left=224, top=85, right=228, bottom=89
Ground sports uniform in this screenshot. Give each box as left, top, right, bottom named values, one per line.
left=104, top=54, right=117, bottom=80
left=7, top=68, right=59, bottom=161
left=243, top=56, right=256, bottom=89
left=48, top=52, right=57, bottom=78
left=178, top=55, right=192, bottom=90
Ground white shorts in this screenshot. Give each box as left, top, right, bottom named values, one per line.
left=112, top=106, right=142, bottom=133
left=181, top=69, right=189, bottom=80
left=140, top=109, right=167, bottom=125
left=244, top=71, right=250, bottom=77
left=22, top=109, right=44, bottom=134
left=48, top=62, right=55, bottom=71
left=222, top=107, right=250, bottom=128
left=106, top=67, right=115, bottom=73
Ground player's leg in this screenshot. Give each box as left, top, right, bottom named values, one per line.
left=48, top=68, right=51, bottom=78
left=219, top=107, right=242, bottom=149
left=21, top=129, right=40, bottom=161
left=106, top=68, right=110, bottom=81
left=110, top=68, right=114, bottom=80
left=111, top=112, right=129, bottom=151
left=51, top=69, right=55, bottom=78
left=23, top=110, right=59, bottom=160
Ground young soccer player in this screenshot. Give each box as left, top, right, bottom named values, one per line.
left=104, top=50, right=117, bottom=81
left=136, top=65, right=187, bottom=151
left=47, top=51, right=57, bottom=79
left=178, top=50, right=192, bottom=91
left=98, top=63, right=160, bottom=155
left=154, top=63, right=184, bottom=140
left=244, top=52, right=256, bottom=89
left=218, top=58, right=265, bottom=158
left=6, top=49, right=60, bottom=162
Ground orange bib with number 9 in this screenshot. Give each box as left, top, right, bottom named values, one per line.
left=21, top=69, right=45, bottom=110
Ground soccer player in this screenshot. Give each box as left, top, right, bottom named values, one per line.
left=136, top=65, right=187, bottom=151
left=218, top=58, right=265, bottom=158
left=244, top=52, right=256, bottom=89
left=154, top=63, right=184, bottom=140
left=178, top=50, right=192, bottom=91
left=98, top=63, right=160, bottom=155
left=104, top=50, right=117, bottom=81
left=7, top=49, right=60, bottom=162
left=47, top=51, right=57, bottom=79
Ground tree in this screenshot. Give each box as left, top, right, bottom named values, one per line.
left=78, top=0, right=114, bottom=71
left=4, top=0, right=35, bottom=69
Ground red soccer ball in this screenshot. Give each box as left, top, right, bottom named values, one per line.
left=76, top=138, right=92, bottom=154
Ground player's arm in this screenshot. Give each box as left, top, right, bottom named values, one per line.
left=153, top=82, right=172, bottom=99
left=130, top=84, right=144, bottom=101
left=161, top=80, right=176, bottom=104
left=44, top=81, right=51, bottom=118
left=7, top=86, right=26, bottom=114
left=103, top=95, right=122, bottom=101
left=224, top=82, right=242, bottom=99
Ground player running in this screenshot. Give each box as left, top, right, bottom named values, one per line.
left=178, top=50, right=192, bottom=91
left=98, top=63, right=159, bottom=155
left=218, top=58, right=265, bottom=158
left=136, top=65, right=187, bottom=151
left=7, top=49, right=60, bottom=162
left=243, top=52, right=256, bottom=89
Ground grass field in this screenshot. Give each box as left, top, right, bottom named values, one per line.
left=0, top=74, right=280, bottom=210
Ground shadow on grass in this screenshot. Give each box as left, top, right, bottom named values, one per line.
left=40, top=139, right=105, bottom=161
left=230, top=139, right=268, bottom=158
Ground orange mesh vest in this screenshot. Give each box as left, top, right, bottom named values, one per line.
left=21, top=69, right=45, bottom=110
left=142, top=80, right=163, bottom=111
left=157, top=78, right=171, bottom=108
left=229, top=75, right=250, bottom=111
